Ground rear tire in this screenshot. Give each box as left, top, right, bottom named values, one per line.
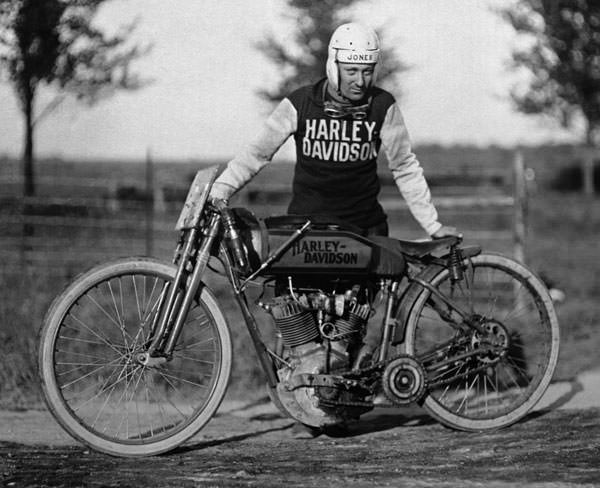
left=39, top=258, right=232, bottom=456
left=404, top=253, right=559, bottom=431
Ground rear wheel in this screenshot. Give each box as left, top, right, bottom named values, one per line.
left=404, top=253, right=559, bottom=431
left=39, top=258, right=232, bottom=456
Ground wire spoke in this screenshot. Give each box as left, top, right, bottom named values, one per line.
left=67, top=313, right=125, bottom=357
left=132, top=274, right=143, bottom=323
left=86, top=294, right=128, bottom=336
left=151, top=370, right=201, bottom=419
left=173, top=354, right=216, bottom=365
left=72, top=362, right=133, bottom=414
left=174, top=337, right=215, bottom=352
left=153, top=368, right=210, bottom=390
left=60, top=356, right=126, bottom=390
left=107, top=281, right=127, bottom=343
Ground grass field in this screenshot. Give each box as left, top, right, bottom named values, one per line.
left=0, top=145, right=598, bottom=409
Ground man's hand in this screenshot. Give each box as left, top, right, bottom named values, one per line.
left=210, top=196, right=229, bottom=208
left=431, top=225, right=462, bottom=239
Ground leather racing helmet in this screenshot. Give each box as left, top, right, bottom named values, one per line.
left=326, top=23, right=381, bottom=94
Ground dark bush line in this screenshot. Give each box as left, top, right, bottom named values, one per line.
left=551, top=160, right=600, bottom=192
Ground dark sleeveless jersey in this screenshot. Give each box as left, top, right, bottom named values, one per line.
left=212, top=79, right=441, bottom=236
left=286, top=79, right=393, bottom=229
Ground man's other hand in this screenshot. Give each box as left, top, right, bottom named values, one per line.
left=431, top=225, right=462, bottom=239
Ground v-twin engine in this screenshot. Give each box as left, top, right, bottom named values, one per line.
left=264, top=282, right=372, bottom=366
left=271, top=298, right=370, bottom=349
left=262, top=279, right=375, bottom=427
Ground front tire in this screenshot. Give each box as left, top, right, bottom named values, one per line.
left=39, top=258, right=232, bottom=456
left=404, top=253, right=559, bottom=431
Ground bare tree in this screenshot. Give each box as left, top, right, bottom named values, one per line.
left=0, top=0, right=149, bottom=196
left=257, top=0, right=406, bottom=104
left=501, top=0, right=600, bottom=194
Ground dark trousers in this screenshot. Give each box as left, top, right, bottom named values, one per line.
left=364, top=220, right=389, bottom=237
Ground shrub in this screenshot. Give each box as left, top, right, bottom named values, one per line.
left=116, top=185, right=152, bottom=202
left=551, top=160, right=600, bottom=192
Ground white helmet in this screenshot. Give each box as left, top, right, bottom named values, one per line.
left=326, top=23, right=381, bottom=93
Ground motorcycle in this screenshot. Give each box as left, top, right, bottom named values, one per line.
left=38, top=166, right=560, bottom=457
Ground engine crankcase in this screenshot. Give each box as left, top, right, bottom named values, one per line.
left=274, top=344, right=349, bottom=428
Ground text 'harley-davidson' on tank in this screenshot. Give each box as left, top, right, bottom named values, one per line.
left=38, top=165, right=560, bottom=457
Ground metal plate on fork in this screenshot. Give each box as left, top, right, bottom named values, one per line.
left=176, top=166, right=220, bottom=230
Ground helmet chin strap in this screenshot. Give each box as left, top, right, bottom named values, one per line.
left=328, top=82, right=349, bottom=103
left=335, top=64, right=345, bottom=99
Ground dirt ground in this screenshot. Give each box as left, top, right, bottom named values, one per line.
left=2, top=376, right=600, bottom=488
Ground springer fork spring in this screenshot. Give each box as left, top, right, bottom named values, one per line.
left=448, top=245, right=464, bottom=282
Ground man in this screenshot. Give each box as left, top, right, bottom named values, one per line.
left=212, top=23, right=460, bottom=437
left=211, top=22, right=458, bottom=241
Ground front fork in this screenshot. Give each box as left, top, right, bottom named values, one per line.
left=145, top=212, right=221, bottom=359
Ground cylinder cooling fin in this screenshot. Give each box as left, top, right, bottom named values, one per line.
left=271, top=301, right=320, bottom=347
left=323, top=302, right=370, bottom=341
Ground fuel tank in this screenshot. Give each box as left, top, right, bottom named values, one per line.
left=232, top=210, right=405, bottom=277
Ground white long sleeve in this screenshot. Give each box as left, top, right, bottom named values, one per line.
left=211, top=98, right=297, bottom=200
left=380, top=103, right=441, bottom=236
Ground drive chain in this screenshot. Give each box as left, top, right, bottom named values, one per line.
left=317, top=354, right=412, bottom=409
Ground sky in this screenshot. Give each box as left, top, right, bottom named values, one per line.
left=0, top=0, right=580, bottom=162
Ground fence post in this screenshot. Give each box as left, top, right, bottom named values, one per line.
left=107, top=181, right=120, bottom=213
left=582, top=145, right=596, bottom=198
left=145, top=148, right=154, bottom=257
left=19, top=193, right=27, bottom=268
left=513, top=150, right=527, bottom=264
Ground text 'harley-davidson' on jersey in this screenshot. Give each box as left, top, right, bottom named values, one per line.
left=211, top=79, right=441, bottom=235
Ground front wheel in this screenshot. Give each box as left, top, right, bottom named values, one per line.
left=404, top=253, right=559, bottom=431
left=39, top=258, right=232, bottom=456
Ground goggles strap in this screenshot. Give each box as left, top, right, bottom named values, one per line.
left=323, top=100, right=370, bottom=120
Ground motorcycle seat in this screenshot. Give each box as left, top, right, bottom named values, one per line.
left=369, top=235, right=460, bottom=258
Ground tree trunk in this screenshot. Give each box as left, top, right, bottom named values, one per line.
left=23, top=86, right=35, bottom=197
left=20, top=85, right=36, bottom=263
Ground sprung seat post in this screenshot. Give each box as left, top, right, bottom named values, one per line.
left=448, top=244, right=464, bottom=283
left=378, top=280, right=399, bottom=363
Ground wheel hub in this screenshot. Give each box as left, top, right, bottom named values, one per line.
left=471, top=319, right=510, bottom=363
left=135, top=352, right=167, bottom=367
